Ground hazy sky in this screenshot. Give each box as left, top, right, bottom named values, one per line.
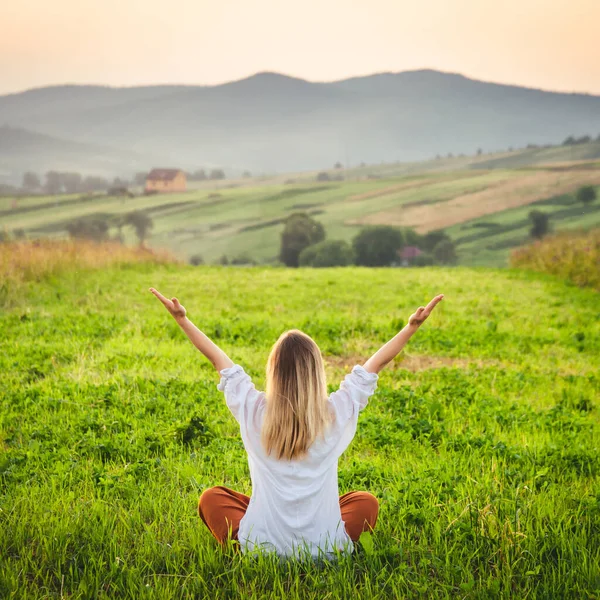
left=2, top=0, right=600, bottom=96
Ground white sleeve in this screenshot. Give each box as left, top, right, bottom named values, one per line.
left=217, top=364, right=261, bottom=424
left=328, top=365, right=379, bottom=424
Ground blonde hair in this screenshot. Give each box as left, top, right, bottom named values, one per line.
left=262, top=329, right=330, bottom=461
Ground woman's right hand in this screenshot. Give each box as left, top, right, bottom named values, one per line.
left=149, top=288, right=187, bottom=320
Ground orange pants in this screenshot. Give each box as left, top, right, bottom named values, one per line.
left=198, top=485, right=378, bottom=545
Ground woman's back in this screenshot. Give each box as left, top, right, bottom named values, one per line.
left=219, top=363, right=379, bottom=556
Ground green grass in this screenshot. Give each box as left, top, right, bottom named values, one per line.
left=1, top=265, right=599, bottom=598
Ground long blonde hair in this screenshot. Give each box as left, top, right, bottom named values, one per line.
left=262, top=329, right=330, bottom=461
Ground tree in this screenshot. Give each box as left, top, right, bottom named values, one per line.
left=191, top=169, right=207, bottom=181
left=316, top=172, right=331, bottom=182
left=352, top=226, right=404, bottom=267
left=334, top=162, right=343, bottom=170
left=529, top=210, right=549, bottom=239
left=420, top=230, right=450, bottom=252
left=432, top=239, right=457, bottom=265
left=402, top=227, right=423, bottom=247
left=134, top=172, right=148, bottom=186
left=209, top=169, right=226, bottom=180
left=82, top=176, right=109, bottom=192
left=44, top=171, right=62, bottom=194
left=576, top=185, right=596, bottom=206
left=279, top=213, right=325, bottom=267
left=299, top=240, right=354, bottom=267
left=22, top=172, right=40, bottom=190
left=242, top=170, right=252, bottom=179
left=62, top=172, right=82, bottom=194
left=125, top=211, right=153, bottom=245
left=477, top=148, right=483, bottom=156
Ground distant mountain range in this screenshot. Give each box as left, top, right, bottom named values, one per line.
left=1, top=70, right=600, bottom=183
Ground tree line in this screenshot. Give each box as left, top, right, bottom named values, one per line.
left=19, top=168, right=233, bottom=195
left=277, top=213, right=457, bottom=268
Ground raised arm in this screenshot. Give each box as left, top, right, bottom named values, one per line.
left=363, top=294, right=444, bottom=374
left=149, top=288, right=234, bottom=372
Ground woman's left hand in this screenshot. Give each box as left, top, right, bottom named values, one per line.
left=408, top=294, right=444, bottom=327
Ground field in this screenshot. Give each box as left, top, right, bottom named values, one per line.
left=2, top=147, right=600, bottom=268
left=1, top=261, right=599, bottom=599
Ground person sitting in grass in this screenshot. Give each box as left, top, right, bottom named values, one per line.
left=150, top=287, right=444, bottom=558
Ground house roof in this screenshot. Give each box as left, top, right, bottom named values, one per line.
left=399, top=246, right=423, bottom=259
left=146, top=168, right=183, bottom=181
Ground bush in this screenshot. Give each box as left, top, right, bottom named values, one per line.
left=298, top=240, right=354, bottom=267
left=352, top=226, right=404, bottom=266
left=510, top=229, right=600, bottom=290
left=279, top=213, right=325, bottom=267
left=230, top=253, right=256, bottom=266
left=316, top=172, right=331, bottom=182
left=189, top=254, right=204, bottom=266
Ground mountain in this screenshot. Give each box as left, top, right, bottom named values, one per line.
left=1, top=70, right=600, bottom=180
left=0, top=126, right=163, bottom=182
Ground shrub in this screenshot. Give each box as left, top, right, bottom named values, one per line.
left=510, top=229, right=600, bottom=290
left=352, top=226, right=404, bottom=267
left=316, top=172, right=331, bottom=182
left=298, top=240, right=354, bottom=267
left=230, top=253, right=256, bottom=266
left=189, top=254, right=204, bottom=266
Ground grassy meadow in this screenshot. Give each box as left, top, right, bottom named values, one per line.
left=2, top=152, right=600, bottom=268
left=1, top=252, right=599, bottom=598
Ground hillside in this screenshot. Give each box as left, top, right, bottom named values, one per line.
left=0, top=126, right=158, bottom=177
left=1, top=263, right=598, bottom=597
left=1, top=70, right=600, bottom=179
left=2, top=161, right=600, bottom=267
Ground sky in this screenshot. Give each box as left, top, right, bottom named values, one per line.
left=2, top=0, right=600, bottom=96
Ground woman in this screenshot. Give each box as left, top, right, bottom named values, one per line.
left=150, top=287, right=443, bottom=558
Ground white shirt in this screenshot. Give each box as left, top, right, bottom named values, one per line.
left=217, top=363, right=379, bottom=558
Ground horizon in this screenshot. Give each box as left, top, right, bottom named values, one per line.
left=4, top=67, right=600, bottom=98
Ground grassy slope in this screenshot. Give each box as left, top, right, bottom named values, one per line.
left=2, top=149, right=600, bottom=266
left=1, top=265, right=599, bottom=599
left=447, top=188, right=600, bottom=267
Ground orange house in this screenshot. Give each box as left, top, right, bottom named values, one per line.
left=145, top=168, right=186, bottom=193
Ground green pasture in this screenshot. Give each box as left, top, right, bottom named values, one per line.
left=1, top=265, right=599, bottom=598
left=448, top=187, right=600, bottom=267
left=1, top=162, right=599, bottom=265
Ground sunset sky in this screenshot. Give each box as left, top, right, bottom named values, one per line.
left=2, top=0, right=599, bottom=96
